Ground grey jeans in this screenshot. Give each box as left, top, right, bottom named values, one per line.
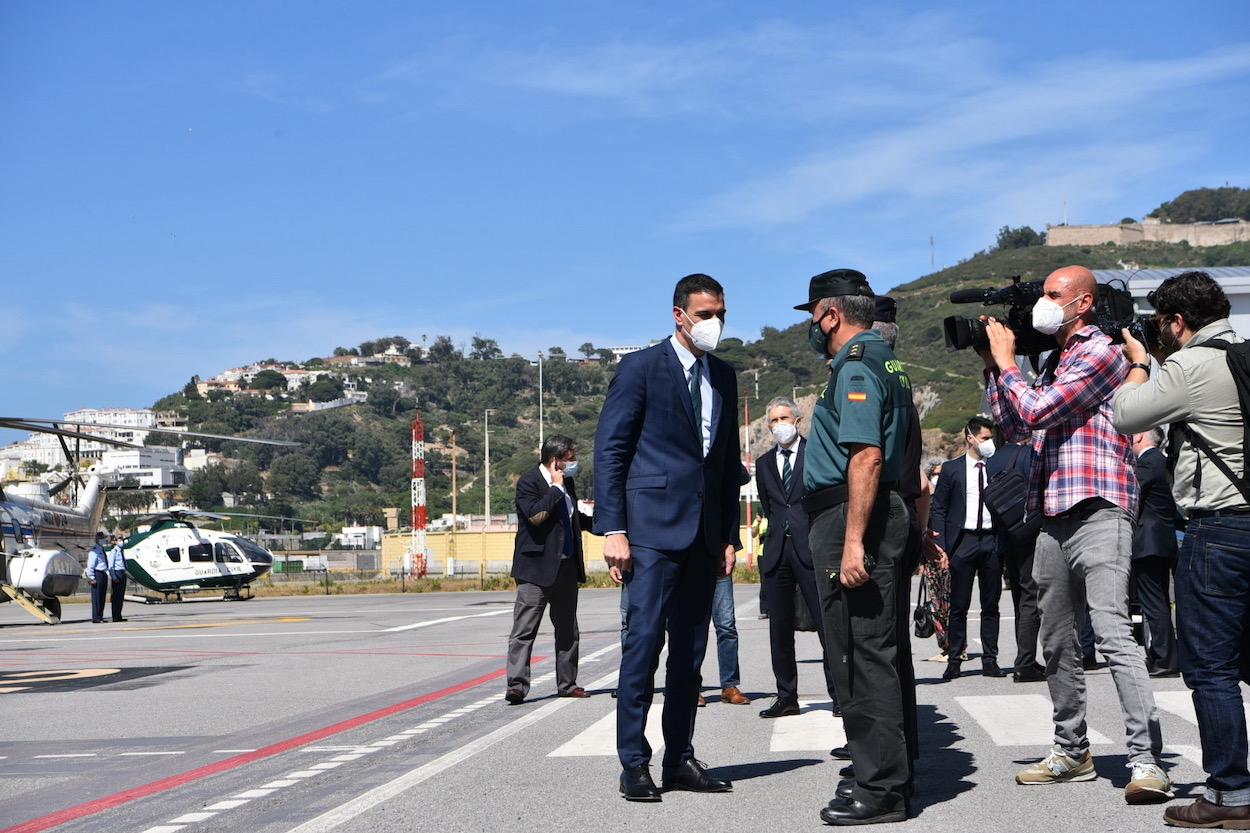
left=1033, top=499, right=1163, bottom=764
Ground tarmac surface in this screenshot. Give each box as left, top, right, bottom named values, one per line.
left=0, top=583, right=1231, bottom=833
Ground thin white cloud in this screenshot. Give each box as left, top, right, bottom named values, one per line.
left=677, top=45, right=1250, bottom=230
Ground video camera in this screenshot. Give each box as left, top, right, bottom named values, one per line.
left=942, top=275, right=1159, bottom=359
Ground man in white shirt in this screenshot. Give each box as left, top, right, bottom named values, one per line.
left=86, top=532, right=109, bottom=623
left=927, top=416, right=1006, bottom=681
left=107, top=535, right=128, bottom=622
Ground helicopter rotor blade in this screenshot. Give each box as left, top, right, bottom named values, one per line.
left=0, top=417, right=299, bottom=447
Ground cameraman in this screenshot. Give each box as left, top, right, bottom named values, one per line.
left=1112, top=270, right=1249, bottom=829
left=979, top=265, right=1170, bottom=805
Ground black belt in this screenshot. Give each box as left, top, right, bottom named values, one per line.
left=962, top=528, right=994, bottom=536
left=1188, top=507, right=1250, bottom=519
left=802, top=481, right=898, bottom=516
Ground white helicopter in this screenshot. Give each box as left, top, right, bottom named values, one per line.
left=122, top=508, right=294, bottom=602
left=0, top=416, right=295, bottom=623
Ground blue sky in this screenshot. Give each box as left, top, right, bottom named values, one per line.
left=3, top=1, right=1249, bottom=433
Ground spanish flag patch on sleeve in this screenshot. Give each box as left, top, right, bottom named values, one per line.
left=847, top=392, right=868, bottom=402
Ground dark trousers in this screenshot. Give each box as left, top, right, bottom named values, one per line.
left=946, top=530, right=1001, bottom=662
left=506, top=557, right=580, bottom=696
left=1003, top=534, right=1042, bottom=671
left=109, top=570, right=127, bottom=621
left=1133, top=555, right=1178, bottom=672
left=809, top=492, right=909, bottom=813
left=90, top=570, right=108, bottom=622
left=616, top=537, right=717, bottom=770
left=897, top=509, right=920, bottom=764
left=762, top=534, right=837, bottom=705
left=1175, top=515, right=1250, bottom=804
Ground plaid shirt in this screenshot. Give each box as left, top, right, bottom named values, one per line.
left=986, top=325, right=1138, bottom=519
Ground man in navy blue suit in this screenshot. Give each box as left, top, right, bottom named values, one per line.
left=928, top=416, right=1006, bottom=681
left=595, top=273, right=741, bottom=802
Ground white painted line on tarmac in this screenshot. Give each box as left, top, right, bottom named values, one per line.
left=769, top=700, right=846, bottom=752
left=310, top=762, right=345, bottom=770
left=329, top=754, right=366, bottom=762
left=285, top=770, right=326, bottom=779
left=1167, top=744, right=1204, bottom=767
left=169, top=812, right=218, bottom=823
left=1155, top=690, right=1250, bottom=729
left=139, top=826, right=185, bottom=833
left=956, top=694, right=1112, bottom=746
left=261, top=779, right=301, bottom=788
left=120, top=751, right=185, bottom=757
left=382, top=609, right=511, bottom=633
left=35, top=753, right=97, bottom=759
left=204, top=799, right=250, bottom=810
left=234, top=788, right=277, bottom=799
left=212, top=749, right=257, bottom=754
left=282, top=642, right=622, bottom=833
left=548, top=703, right=661, bottom=757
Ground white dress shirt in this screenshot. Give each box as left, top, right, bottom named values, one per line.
left=963, top=453, right=990, bottom=531
left=670, top=334, right=713, bottom=457
left=108, top=544, right=127, bottom=571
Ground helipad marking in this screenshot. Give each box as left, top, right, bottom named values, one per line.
left=769, top=700, right=846, bottom=752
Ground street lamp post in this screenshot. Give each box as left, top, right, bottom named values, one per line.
left=537, top=351, right=545, bottom=448
left=484, top=408, right=496, bottom=529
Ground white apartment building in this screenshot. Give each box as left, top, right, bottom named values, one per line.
left=100, top=446, right=189, bottom=488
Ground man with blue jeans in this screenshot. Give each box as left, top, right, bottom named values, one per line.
left=1113, top=270, right=1250, bottom=828
left=693, top=575, right=749, bottom=705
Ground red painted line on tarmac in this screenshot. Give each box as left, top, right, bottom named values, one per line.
left=0, top=667, right=510, bottom=833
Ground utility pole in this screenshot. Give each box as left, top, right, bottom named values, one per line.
left=447, top=428, right=457, bottom=577
left=483, top=408, right=495, bottom=529
left=537, top=351, right=545, bottom=449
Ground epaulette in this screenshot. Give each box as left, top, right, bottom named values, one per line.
left=847, top=342, right=865, bottom=362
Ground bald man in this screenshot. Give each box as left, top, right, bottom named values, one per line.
left=980, top=266, right=1171, bottom=805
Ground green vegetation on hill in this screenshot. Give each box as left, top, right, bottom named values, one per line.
left=151, top=237, right=1250, bottom=528
left=1148, top=186, right=1250, bottom=223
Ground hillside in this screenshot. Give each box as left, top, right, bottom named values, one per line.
left=150, top=238, right=1250, bottom=528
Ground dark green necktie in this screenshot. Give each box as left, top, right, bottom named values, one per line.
left=781, top=447, right=793, bottom=494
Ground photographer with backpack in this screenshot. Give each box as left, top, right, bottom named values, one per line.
left=1113, top=270, right=1250, bottom=830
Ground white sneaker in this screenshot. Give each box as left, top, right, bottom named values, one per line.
left=1125, top=761, right=1174, bottom=804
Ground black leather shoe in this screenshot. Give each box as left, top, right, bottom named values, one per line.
left=661, top=758, right=732, bottom=792
left=819, top=797, right=907, bottom=825
left=835, top=778, right=853, bottom=800
left=829, top=745, right=851, bottom=760
left=759, top=698, right=801, bottom=719
left=942, top=661, right=961, bottom=681
left=504, top=688, right=524, bottom=705
left=982, top=660, right=1006, bottom=678
left=839, top=764, right=855, bottom=777
left=1081, top=654, right=1099, bottom=671
left=620, top=767, right=662, bottom=802
left=1013, top=665, right=1047, bottom=683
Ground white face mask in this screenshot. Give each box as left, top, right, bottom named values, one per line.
left=772, top=422, right=798, bottom=446
left=682, top=310, right=723, bottom=352
left=977, top=439, right=996, bottom=459
left=929, top=475, right=939, bottom=489
left=561, top=460, right=581, bottom=478
left=1031, top=296, right=1080, bottom=335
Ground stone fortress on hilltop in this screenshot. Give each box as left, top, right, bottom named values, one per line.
left=1047, top=217, right=1249, bottom=248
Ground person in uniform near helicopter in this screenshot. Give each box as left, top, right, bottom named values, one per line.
left=108, top=535, right=128, bottom=622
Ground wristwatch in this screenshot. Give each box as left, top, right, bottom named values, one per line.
left=1129, top=362, right=1151, bottom=377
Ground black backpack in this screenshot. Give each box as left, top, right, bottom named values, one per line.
left=1167, top=339, right=1250, bottom=505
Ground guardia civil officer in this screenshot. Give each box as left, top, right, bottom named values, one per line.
left=796, top=269, right=914, bottom=825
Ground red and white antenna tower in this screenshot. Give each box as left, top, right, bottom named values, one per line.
left=409, top=411, right=429, bottom=578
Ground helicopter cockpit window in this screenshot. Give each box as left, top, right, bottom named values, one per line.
left=166, top=547, right=182, bottom=563
left=214, top=542, right=243, bottom=563
left=188, top=543, right=213, bottom=562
